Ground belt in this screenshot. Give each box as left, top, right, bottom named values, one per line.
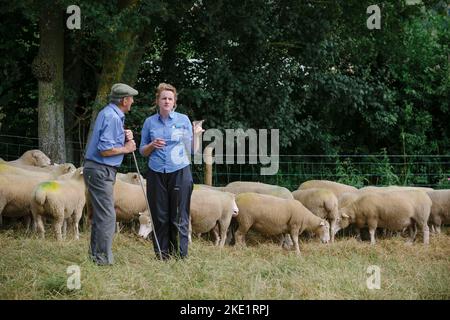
left=84, top=159, right=118, bottom=172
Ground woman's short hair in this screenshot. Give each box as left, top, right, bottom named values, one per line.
left=155, top=83, right=177, bottom=105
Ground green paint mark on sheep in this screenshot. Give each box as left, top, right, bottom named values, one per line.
left=0, top=163, right=11, bottom=173
left=39, top=181, right=60, bottom=192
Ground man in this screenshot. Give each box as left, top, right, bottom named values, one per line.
left=84, top=83, right=138, bottom=265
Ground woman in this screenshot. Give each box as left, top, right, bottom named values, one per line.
left=140, top=83, right=203, bottom=260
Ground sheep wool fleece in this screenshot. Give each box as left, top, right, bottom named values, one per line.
left=84, top=160, right=117, bottom=265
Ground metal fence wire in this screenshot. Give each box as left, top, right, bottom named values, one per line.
left=1, top=134, right=449, bottom=190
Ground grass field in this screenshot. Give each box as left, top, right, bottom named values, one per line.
left=0, top=227, right=449, bottom=300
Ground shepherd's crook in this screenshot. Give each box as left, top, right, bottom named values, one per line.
left=132, top=151, right=163, bottom=260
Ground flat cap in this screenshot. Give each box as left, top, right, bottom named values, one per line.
left=109, top=83, right=138, bottom=99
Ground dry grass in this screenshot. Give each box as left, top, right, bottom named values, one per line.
left=0, top=227, right=449, bottom=300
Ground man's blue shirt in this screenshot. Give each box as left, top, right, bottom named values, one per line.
left=85, top=103, right=125, bottom=167
left=140, top=111, right=192, bottom=173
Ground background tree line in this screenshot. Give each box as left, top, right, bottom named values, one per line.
left=0, top=0, right=448, bottom=165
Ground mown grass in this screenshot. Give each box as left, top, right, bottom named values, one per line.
left=0, top=227, right=449, bottom=300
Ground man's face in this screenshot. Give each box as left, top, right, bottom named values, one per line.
left=122, top=96, right=134, bottom=113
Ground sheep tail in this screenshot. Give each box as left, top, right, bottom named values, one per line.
left=34, top=187, right=47, bottom=206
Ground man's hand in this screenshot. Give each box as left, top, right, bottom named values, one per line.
left=125, top=129, right=134, bottom=142
left=124, top=139, right=136, bottom=153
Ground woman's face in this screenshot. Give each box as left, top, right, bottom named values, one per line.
left=158, top=90, right=175, bottom=114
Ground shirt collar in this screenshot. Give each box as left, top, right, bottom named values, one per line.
left=108, top=103, right=125, bottom=120
left=158, top=110, right=176, bottom=122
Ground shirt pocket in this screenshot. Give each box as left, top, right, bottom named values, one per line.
left=170, top=127, right=185, bottom=142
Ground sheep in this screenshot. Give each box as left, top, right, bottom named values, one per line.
left=426, top=190, right=450, bottom=234
left=31, top=167, right=85, bottom=240
left=359, top=186, right=434, bottom=193
left=298, top=180, right=358, bottom=198
left=339, top=190, right=431, bottom=245
left=234, top=192, right=330, bottom=254
left=0, top=161, right=75, bottom=178
left=138, top=210, right=153, bottom=239
left=7, top=149, right=51, bottom=168
left=117, top=172, right=144, bottom=185
left=193, top=184, right=226, bottom=191
left=338, top=192, right=360, bottom=209
left=292, top=188, right=340, bottom=242
left=189, top=189, right=239, bottom=246
left=0, top=164, right=76, bottom=228
left=223, top=181, right=293, bottom=199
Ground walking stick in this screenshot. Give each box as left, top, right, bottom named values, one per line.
left=131, top=151, right=163, bottom=260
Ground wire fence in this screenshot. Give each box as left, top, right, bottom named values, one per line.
left=1, top=134, right=449, bottom=190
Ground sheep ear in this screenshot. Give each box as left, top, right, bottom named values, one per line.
left=342, top=213, right=349, bottom=218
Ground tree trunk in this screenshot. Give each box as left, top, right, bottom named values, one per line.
left=87, top=0, right=140, bottom=142
left=64, top=52, right=82, bottom=164
left=33, top=7, right=66, bottom=164
left=121, top=30, right=153, bottom=86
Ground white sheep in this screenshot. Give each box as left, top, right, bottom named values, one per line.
left=224, top=181, right=293, bottom=199
left=234, top=192, right=330, bottom=254
left=339, top=190, right=431, bottom=245
left=31, top=167, right=85, bottom=240
left=292, top=188, right=340, bottom=242
left=7, top=149, right=51, bottom=168
left=426, top=190, right=450, bottom=234
left=189, top=189, right=239, bottom=246
left=298, top=180, right=358, bottom=198
left=0, top=164, right=76, bottom=228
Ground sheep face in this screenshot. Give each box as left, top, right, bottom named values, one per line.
left=138, top=212, right=152, bottom=238
left=32, top=150, right=51, bottom=167
left=314, top=220, right=330, bottom=243
left=231, top=197, right=239, bottom=217
left=338, top=206, right=354, bottom=230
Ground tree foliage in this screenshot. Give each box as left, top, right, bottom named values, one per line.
left=0, top=0, right=448, bottom=162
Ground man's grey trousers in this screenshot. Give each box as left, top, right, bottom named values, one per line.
left=83, top=160, right=117, bottom=265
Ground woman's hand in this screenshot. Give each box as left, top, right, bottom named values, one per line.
left=151, top=138, right=166, bottom=149
left=193, top=120, right=205, bottom=135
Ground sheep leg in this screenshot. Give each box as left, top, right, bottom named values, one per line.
left=53, top=213, right=65, bottom=241
left=234, top=229, right=246, bottom=247
left=369, top=228, right=376, bottom=245
left=218, top=216, right=232, bottom=247
left=435, top=225, right=441, bottom=234
left=212, top=225, right=221, bottom=246
left=0, top=198, right=6, bottom=227
left=290, top=229, right=300, bottom=255
left=284, top=234, right=294, bottom=246
left=330, top=219, right=337, bottom=243
left=62, top=219, right=68, bottom=239
left=35, top=214, right=45, bottom=239
left=429, top=224, right=435, bottom=234
left=354, top=228, right=362, bottom=241
left=23, top=215, right=32, bottom=233
left=73, top=205, right=83, bottom=240
left=188, top=218, right=192, bottom=244
left=419, top=222, right=430, bottom=245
